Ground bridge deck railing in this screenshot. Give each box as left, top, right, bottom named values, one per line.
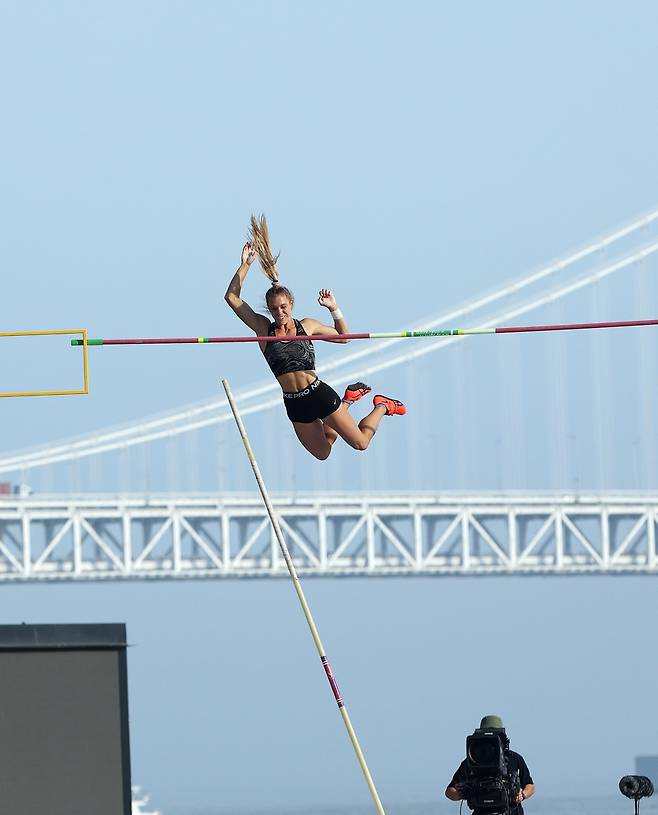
left=0, top=492, right=656, bottom=581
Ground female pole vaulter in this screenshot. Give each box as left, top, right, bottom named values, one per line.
left=224, top=215, right=406, bottom=460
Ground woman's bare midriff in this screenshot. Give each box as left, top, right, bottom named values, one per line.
left=276, top=370, right=318, bottom=393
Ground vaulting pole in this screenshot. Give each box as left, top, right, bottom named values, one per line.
left=221, top=378, right=386, bottom=815
left=71, top=318, right=658, bottom=346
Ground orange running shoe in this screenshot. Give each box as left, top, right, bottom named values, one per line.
left=373, top=394, right=406, bottom=416
left=342, top=382, right=372, bottom=404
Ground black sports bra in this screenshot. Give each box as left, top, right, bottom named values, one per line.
left=262, top=319, right=316, bottom=377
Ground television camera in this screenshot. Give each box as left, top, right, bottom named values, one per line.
left=460, top=725, right=521, bottom=814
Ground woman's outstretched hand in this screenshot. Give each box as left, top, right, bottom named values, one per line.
left=241, top=242, right=256, bottom=266
left=318, top=289, right=337, bottom=310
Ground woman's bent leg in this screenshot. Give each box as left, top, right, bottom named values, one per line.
left=322, top=394, right=357, bottom=446
left=292, top=420, right=333, bottom=460
left=322, top=403, right=387, bottom=451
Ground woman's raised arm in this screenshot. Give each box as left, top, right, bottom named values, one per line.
left=224, top=242, right=269, bottom=335
left=303, top=288, right=350, bottom=343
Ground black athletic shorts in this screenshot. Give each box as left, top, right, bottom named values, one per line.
left=282, top=378, right=341, bottom=423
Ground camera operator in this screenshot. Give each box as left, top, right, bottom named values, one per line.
left=445, top=715, right=535, bottom=815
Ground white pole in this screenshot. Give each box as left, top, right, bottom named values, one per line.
left=222, top=379, right=387, bottom=815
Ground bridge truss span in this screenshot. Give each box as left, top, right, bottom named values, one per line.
left=0, top=493, right=656, bottom=581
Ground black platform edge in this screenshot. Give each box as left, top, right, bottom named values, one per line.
left=0, top=623, right=128, bottom=650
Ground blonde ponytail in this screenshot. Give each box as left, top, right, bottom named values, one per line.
left=249, top=214, right=280, bottom=285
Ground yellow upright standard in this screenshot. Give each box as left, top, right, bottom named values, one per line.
left=0, top=329, right=89, bottom=398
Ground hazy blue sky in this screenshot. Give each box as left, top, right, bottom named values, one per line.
left=2, top=2, right=658, bottom=813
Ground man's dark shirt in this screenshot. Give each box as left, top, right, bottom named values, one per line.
left=448, top=750, right=533, bottom=815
